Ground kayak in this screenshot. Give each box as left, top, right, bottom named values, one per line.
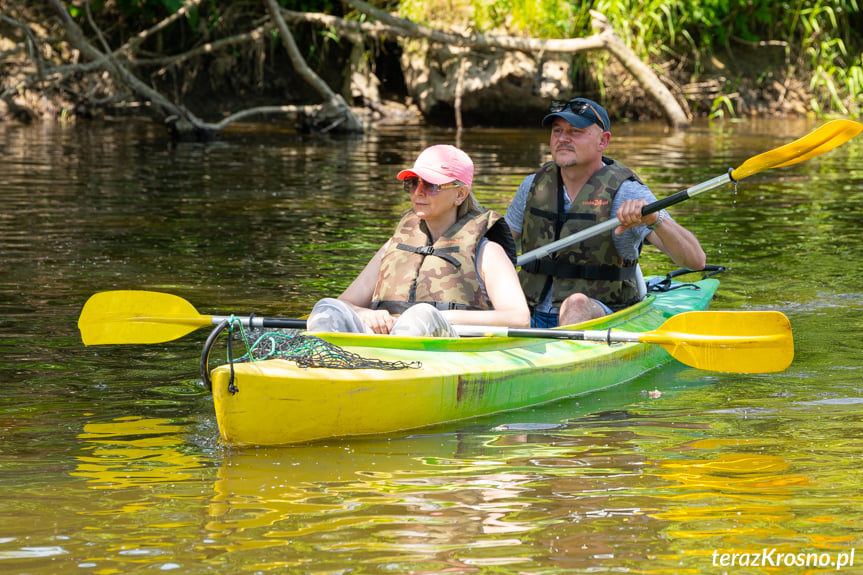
left=208, top=274, right=720, bottom=447
left=76, top=272, right=792, bottom=446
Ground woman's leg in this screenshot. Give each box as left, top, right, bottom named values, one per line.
left=306, top=298, right=370, bottom=333
left=390, top=303, right=458, bottom=337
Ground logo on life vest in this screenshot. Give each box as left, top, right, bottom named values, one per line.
left=582, top=199, right=609, bottom=207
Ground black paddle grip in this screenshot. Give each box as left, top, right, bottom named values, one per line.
left=641, top=189, right=690, bottom=216
left=261, top=318, right=308, bottom=329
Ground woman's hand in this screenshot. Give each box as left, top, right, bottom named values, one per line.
left=357, top=308, right=395, bottom=334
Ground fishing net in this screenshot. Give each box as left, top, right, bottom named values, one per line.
left=237, top=329, right=422, bottom=370
left=201, top=321, right=421, bottom=393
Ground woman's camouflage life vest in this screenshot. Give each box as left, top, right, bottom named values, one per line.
left=371, top=210, right=515, bottom=315
left=519, top=159, right=642, bottom=310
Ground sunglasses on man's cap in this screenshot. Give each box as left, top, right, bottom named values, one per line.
left=548, top=99, right=608, bottom=132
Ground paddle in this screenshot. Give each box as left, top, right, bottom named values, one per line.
left=454, top=310, right=793, bottom=373
left=78, top=290, right=793, bottom=373
left=78, top=290, right=307, bottom=346
left=517, top=119, right=863, bottom=266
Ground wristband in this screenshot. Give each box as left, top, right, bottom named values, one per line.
left=647, top=210, right=665, bottom=231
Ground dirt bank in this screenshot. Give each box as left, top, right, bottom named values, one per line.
left=0, top=5, right=815, bottom=130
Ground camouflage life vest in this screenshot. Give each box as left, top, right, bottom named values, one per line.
left=519, top=159, right=642, bottom=310
left=372, top=210, right=516, bottom=315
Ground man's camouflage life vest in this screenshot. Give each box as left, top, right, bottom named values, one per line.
left=372, top=209, right=516, bottom=315
left=519, top=158, right=642, bottom=310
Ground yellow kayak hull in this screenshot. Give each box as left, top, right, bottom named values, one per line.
left=211, top=278, right=719, bottom=446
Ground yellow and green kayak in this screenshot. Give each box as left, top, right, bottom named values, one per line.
left=77, top=275, right=793, bottom=446
left=209, top=275, right=723, bottom=446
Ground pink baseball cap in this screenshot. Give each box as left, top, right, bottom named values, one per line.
left=397, top=145, right=474, bottom=187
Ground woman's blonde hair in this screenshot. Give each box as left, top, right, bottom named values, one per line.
left=457, top=188, right=483, bottom=219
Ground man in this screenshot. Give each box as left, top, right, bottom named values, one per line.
left=505, top=97, right=706, bottom=327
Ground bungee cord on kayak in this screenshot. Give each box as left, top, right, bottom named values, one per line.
left=200, top=317, right=422, bottom=393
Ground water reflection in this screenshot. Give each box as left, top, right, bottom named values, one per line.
left=73, top=417, right=204, bottom=490
left=206, top=432, right=653, bottom=570
left=645, top=446, right=858, bottom=569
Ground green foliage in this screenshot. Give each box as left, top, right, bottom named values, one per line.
left=398, top=0, right=862, bottom=117
left=709, top=94, right=736, bottom=119
left=400, top=0, right=582, bottom=35
left=474, top=0, right=581, bottom=37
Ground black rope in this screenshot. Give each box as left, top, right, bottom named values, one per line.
left=226, top=328, right=238, bottom=394
left=200, top=320, right=229, bottom=392
left=646, top=264, right=726, bottom=293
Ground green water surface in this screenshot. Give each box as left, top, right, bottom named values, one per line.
left=1, top=118, right=862, bottom=574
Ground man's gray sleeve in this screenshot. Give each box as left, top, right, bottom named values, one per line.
left=504, top=174, right=536, bottom=235
left=611, top=179, right=674, bottom=261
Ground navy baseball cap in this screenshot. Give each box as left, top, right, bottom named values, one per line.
left=541, top=97, right=610, bottom=132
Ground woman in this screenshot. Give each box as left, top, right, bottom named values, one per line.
left=307, top=144, right=530, bottom=336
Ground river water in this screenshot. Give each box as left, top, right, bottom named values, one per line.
left=2, top=117, right=862, bottom=574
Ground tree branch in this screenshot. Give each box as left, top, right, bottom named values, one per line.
left=115, top=0, right=205, bottom=58
left=0, top=13, right=47, bottom=80
left=343, top=0, right=690, bottom=126
left=590, top=11, right=689, bottom=127
left=48, top=0, right=194, bottom=123
left=44, top=0, right=362, bottom=138
left=263, top=0, right=362, bottom=132
left=209, top=105, right=318, bottom=131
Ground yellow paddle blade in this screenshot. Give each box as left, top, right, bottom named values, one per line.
left=731, top=120, right=862, bottom=180
left=641, top=311, right=794, bottom=373
left=78, top=290, right=214, bottom=345
left=771, top=119, right=863, bottom=169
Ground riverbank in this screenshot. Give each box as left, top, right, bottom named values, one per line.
left=0, top=42, right=819, bottom=130
left=0, top=2, right=851, bottom=130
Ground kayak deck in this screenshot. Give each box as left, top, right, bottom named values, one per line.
left=210, top=277, right=719, bottom=446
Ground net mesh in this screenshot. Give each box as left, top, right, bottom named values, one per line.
left=236, top=328, right=422, bottom=370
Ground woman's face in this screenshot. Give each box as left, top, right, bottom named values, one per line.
left=405, top=177, right=464, bottom=221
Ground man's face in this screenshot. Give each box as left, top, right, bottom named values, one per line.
left=549, top=117, right=606, bottom=169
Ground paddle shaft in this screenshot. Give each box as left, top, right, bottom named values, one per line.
left=210, top=315, right=307, bottom=330
left=450, top=323, right=784, bottom=346
left=205, top=316, right=636, bottom=343
left=212, top=316, right=781, bottom=348
left=212, top=317, right=641, bottom=342
left=454, top=324, right=635, bottom=342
